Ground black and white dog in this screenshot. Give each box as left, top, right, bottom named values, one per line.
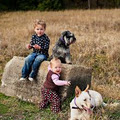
left=50, top=31, right=76, bottom=64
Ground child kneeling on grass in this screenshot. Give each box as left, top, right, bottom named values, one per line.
left=39, top=58, right=71, bottom=113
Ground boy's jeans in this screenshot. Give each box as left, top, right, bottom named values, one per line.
left=21, top=52, right=47, bottom=78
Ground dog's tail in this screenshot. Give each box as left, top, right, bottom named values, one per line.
left=102, top=102, right=107, bottom=107
left=48, top=55, right=53, bottom=61
left=102, top=102, right=120, bottom=108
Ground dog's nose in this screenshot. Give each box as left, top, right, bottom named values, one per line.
left=90, top=105, right=94, bottom=109
left=74, top=37, right=76, bottom=40
left=73, top=34, right=76, bottom=40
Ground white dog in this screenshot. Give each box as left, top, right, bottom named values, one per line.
left=70, top=85, right=104, bottom=120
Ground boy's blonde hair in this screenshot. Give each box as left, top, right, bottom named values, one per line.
left=34, top=19, right=46, bottom=29
left=50, top=58, right=61, bottom=68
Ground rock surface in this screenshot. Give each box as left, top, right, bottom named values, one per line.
left=0, top=56, right=92, bottom=103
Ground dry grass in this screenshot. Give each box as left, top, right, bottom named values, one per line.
left=0, top=9, right=120, bottom=119
left=0, top=9, right=120, bottom=97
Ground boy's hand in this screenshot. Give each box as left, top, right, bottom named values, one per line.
left=26, top=44, right=32, bottom=49
left=33, top=44, right=41, bottom=49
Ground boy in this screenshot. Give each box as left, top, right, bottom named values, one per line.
left=20, top=19, right=50, bottom=81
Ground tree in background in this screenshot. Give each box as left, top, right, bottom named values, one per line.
left=0, top=0, right=120, bottom=11
left=0, top=0, right=17, bottom=10
left=16, top=0, right=38, bottom=10
left=37, top=0, right=63, bottom=11
left=88, top=0, right=91, bottom=9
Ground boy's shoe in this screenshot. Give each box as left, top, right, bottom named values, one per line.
left=20, top=77, right=26, bottom=81
left=28, top=77, right=34, bottom=82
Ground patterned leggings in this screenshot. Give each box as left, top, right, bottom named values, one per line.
left=39, top=87, right=61, bottom=113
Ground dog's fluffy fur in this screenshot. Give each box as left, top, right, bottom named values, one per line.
left=70, top=85, right=104, bottom=120
left=50, top=31, right=76, bottom=64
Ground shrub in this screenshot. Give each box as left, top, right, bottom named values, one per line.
left=37, top=0, right=63, bottom=11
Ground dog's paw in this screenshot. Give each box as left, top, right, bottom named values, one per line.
left=66, top=61, right=72, bottom=64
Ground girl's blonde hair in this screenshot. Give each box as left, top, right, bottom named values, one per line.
left=50, top=58, right=61, bottom=68
left=34, top=19, right=46, bottom=29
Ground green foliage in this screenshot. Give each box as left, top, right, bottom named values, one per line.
left=37, top=0, right=63, bottom=11
left=115, top=0, right=120, bottom=7
left=0, top=0, right=120, bottom=11
left=0, top=4, right=7, bottom=11
left=0, top=0, right=39, bottom=11
left=16, top=0, right=37, bottom=10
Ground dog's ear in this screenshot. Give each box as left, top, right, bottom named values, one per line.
left=62, top=31, right=70, bottom=36
left=84, top=84, right=89, bottom=92
left=75, top=86, right=81, bottom=97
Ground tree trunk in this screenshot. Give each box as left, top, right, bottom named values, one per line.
left=88, top=0, right=91, bottom=9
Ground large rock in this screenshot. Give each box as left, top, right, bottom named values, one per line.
left=0, top=56, right=92, bottom=104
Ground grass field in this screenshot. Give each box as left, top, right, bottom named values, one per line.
left=0, top=9, right=120, bottom=119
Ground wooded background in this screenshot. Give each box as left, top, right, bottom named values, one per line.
left=0, top=0, right=120, bottom=11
